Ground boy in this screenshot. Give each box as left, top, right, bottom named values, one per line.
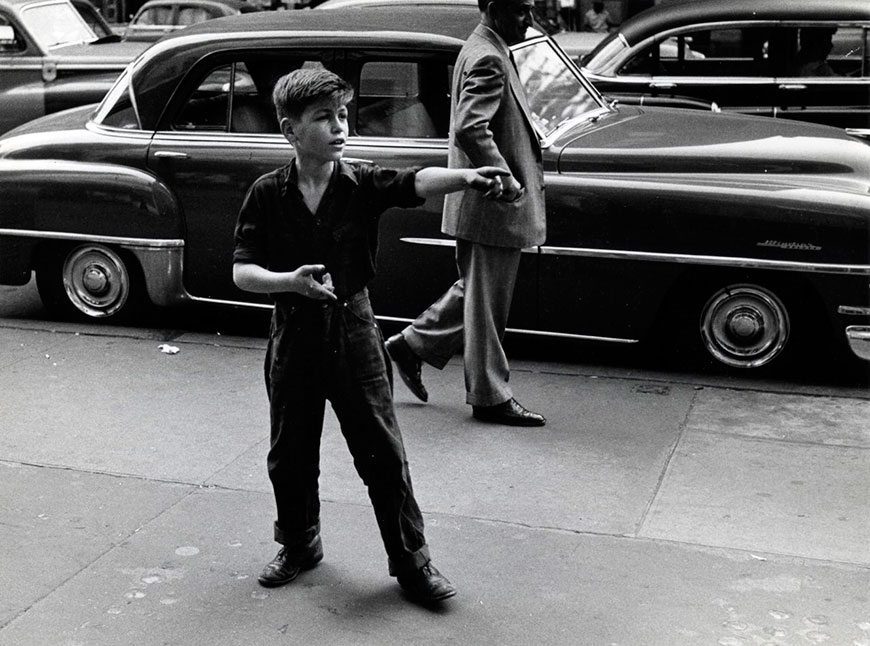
left=232, top=68, right=507, bottom=603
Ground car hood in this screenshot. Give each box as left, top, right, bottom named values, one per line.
left=51, top=39, right=150, bottom=64
left=557, top=106, right=870, bottom=191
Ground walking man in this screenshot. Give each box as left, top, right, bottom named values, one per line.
left=386, top=0, right=547, bottom=427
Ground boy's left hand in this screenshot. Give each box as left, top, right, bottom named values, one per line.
left=466, top=167, right=510, bottom=196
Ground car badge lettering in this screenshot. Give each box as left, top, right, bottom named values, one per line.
left=757, top=240, right=822, bottom=251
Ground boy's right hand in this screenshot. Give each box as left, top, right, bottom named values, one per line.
left=292, top=264, right=337, bottom=301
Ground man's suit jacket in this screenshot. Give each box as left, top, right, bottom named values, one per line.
left=441, top=23, right=546, bottom=249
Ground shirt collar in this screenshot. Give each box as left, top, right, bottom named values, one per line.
left=280, top=158, right=358, bottom=197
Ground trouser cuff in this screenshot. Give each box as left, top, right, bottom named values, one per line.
left=387, top=544, right=431, bottom=577
left=402, top=331, right=452, bottom=371
left=274, top=521, right=320, bottom=551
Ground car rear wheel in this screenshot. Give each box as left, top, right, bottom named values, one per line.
left=36, top=243, right=142, bottom=321
left=699, top=283, right=790, bottom=369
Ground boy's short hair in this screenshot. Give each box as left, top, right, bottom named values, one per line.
left=272, top=68, right=354, bottom=121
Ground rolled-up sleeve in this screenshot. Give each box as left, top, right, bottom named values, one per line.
left=359, top=164, right=426, bottom=217
left=233, top=179, right=269, bottom=267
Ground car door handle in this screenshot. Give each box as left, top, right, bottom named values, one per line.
left=153, top=150, right=190, bottom=159
left=778, top=84, right=807, bottom=91
left=649, top=82, right=676, bottom=89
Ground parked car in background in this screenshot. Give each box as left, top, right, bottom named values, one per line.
left=0, top=8, right=868, bottom=372
left=581, top=0, right=870, bottom=139
left=123, top=0, right=261, bottom=42
left=0, top=0, right=147, bottom=133
left=71, top=0, right=117, bottom=40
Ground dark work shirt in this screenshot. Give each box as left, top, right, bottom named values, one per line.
left=233, top=159, right=424, bottom=302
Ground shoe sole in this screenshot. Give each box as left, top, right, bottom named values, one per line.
left=401, top=586, right=457, bottom=603
left=472, top=414, right=546, bottom=427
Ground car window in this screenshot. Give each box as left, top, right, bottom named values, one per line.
left=622, top=27, right=774, bottom=77
left=513, top=37, right=604, bottom=136
left=95, top=69, right=140, bottom=129
left=177, top=6, right=216, bottom=25
left=0, top=15, right=25, bottom=53
left=172, top=58, right=324, bottom=133
left=785, top=25, right=867, bottom=78
left=136, top=6, right=174, bottom=25
left=356, top=60, right=449, bottom=138
left=20, top=2, right=96, bottom=49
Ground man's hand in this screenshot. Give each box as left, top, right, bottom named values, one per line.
left=466, top=167, right=525, bottom=202
left=465, top=166, right=510, bottom=195
left=292, top=264, right=337, bottom=301
left=497, top=175, right=526, bottom=202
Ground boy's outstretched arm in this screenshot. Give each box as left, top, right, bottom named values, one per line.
left=233, top=262, right=337, bottom=300
left=415, top=166, right=511, bottom=199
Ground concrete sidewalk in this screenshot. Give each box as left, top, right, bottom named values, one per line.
left=0, top=322, right=868, bottom=645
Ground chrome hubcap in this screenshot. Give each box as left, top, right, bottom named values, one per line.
left=62, top=246, right=130, bottom=317
left=700, top=284, right=789, bottom=369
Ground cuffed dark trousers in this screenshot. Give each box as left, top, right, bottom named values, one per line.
left=264, top=289, right=429, bottom=576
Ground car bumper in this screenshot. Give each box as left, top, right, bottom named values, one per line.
left=846, top=325, right=870, bottom=361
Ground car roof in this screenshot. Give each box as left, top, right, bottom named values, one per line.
left=135, top=0, right=254, bottom=9
left=317, top=0, right=476, bottom=9
left=0, top=0, right=74, bottom=9
left=620, top=0, right=870, bottom=44
left=163, top=4, right=481, bottom=42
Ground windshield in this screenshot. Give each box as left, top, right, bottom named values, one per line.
left=21, top=2, right=97, bottom=50
left=512, top=36, right=607, bottom=140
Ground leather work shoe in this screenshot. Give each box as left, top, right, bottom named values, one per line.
left=257, top=538, right=323, bottom=588
left=397, top=563, right=457, bottom=603
left=385, top=333, right=428, bottom=402
left=472, top=398, right=546, bottom=427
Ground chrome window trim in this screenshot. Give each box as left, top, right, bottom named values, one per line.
left=400, top=237, right=870, bottom=276
left=0, top=228, right=184, bottom=248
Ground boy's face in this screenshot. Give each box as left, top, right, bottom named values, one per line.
left=281, top=96, right=349, bottom=164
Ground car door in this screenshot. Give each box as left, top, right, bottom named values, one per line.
left=774, top=24, right=870, bottom=138
left=342, top=49, right=539, bottom=329
left=146, top=48, right=338, bottom=306
left=0, top=11, right=46, bottom=133
left=598, top=24, right=779, bottom=116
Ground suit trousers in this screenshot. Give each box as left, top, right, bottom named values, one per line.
left=403, top=239, right=522, bottom=407
left=264, top=289, right=430, bottom=576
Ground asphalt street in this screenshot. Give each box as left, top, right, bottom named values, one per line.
left=0, top=282, right=868, bottom=646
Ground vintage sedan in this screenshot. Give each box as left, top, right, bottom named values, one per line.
left=0, top=0, right=147, bottom=134
left=0, top=8, right=868, bottom=372
left=123, top=0, right=261, bottom=43
left=581, top=0, right=870, bottom=139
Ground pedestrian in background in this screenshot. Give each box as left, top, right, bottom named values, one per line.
left=385, top=0, right=548, bottom=428
left=559, top=0, right=576, bottom=31
left=584, top=1, right=613, bottom=32
left=233, top=67, right=507, bottom=603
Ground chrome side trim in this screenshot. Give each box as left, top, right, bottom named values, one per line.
left=839, top=306, right=870, bottom=316
left=398, top=238, right=870, bottom=275
left=185, top=294, right=274, bottom=310
left=846, top=326, right=870, bottom=361
left=0, top=228, right=184, bottom=248
left=539, top=245, right=870, bottom=275
left=375, top=315, right=640, bottom=344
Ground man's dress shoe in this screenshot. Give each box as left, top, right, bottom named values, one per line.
left=385, top=333, right=428, bottom=402
left=472, top=398, right=546, bottom=427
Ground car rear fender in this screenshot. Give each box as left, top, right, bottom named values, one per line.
left=0, top=159, right=188, bottom=307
